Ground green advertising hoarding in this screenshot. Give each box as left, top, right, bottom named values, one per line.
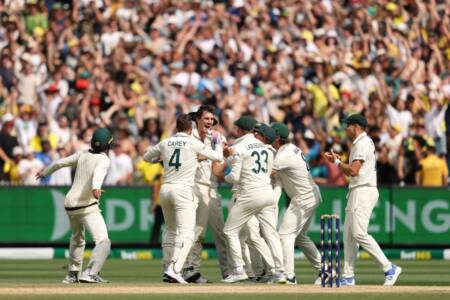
left=0, top=186, right=449, bottom=246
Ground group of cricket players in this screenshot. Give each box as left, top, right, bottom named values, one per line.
left=37, top=104, right=402, bottom=286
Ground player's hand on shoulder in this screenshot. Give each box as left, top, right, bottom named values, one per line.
left=92, top=189, right=105, bottom=199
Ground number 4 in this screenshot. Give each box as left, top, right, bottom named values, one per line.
left=169, top=149, right=181, bottom=170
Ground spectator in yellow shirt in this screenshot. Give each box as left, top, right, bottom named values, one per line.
left=416, top=142, right=448, bottom=187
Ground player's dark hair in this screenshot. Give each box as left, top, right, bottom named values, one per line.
left=176, top=114, right=193, bottom=132
left=195, top=105, right=215, bottom=120
left=279, top=138, right=289, bottom=145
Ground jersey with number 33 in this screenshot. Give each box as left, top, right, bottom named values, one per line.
left=225, top=133, right=273, bottom=193
left=143, top=132, right=223, bottom=187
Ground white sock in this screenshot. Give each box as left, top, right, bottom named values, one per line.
left=383, top=263, right=393, bottom=273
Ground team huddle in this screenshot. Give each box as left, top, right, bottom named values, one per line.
left=37, top=105, right=402, bottom=286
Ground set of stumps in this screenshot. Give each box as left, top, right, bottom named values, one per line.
left=320, top=214, right=341, bottom=288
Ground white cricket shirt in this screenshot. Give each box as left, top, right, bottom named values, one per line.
left=225, top=133, right=273, bottom=193
left=192, top=125, right=225, bottom=188
left=348, top=132, right=377, bottom=189
left=273, top=143, right=316, bottom=199
left=42, top=150, right=111, bottom=214
left=143, top=132, right=223, bottom=187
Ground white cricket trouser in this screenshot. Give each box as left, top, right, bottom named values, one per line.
left=343, top=186, right=390, bottom=278
left=279, top=190, right=321, bottom=278
left=240, top=216, right=265, bottom=276
left=240, top=241, right=255, bottom=277
left=160, top=183, right=196, bottom=273
left=185, top=183, right=230, bottom=278
left=68, top=209, right=111, bottom=275
left=224, top=188, right=284, bottom=273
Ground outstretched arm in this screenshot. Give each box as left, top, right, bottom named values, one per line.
left=36, top=152, right=81, bottom=179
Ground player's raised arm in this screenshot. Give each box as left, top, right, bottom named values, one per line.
left=36, top=151, right=82, bottom=179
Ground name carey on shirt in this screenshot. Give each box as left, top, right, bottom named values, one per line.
left=168, top=140, right=187, bottom=148
left=246, top=143, right=265, bottom=150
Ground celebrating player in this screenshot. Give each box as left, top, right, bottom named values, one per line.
left=143, top=113, right=223, bottom=284
left=183, top=105, right=230, bottom=283
left=221, top=116, right=286, bottom=283
left=36, top=127, right=114, bottom=284
left=271, top=122, right=323, bottom=285
left=324, top=114, right=402, bottom=286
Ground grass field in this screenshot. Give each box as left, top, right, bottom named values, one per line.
left=1, top=259, right=450, bottom=300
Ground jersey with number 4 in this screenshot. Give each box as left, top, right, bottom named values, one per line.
left=273, top=143, right=315, bottom=199
left=225, top=133, right=273, bottom=193
left=143, top=132, right=223, bottom=187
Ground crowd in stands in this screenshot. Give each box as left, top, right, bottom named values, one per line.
left=0, top=0, right=448, bottom=187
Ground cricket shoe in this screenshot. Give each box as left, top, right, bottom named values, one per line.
left=221, top=272, right=249, bottom=283
left=165, top=265, right=188, bottom=284
left=339, top=277, right=355, bottom=286
left=286, top=275, right=297, bottom=285
left=384, top=264, right=402, bottom=286
left=163, top=273, right=177, bottom=283
left=183, top=267, right=212, bottom=283
left=267, top=272, right=287, bottom=284
left=254, top=274, right=271, bottom=283
left=79, top=273, right=108, bottom=283
left=314, top=270, right=336, bottom=285
left=62, top=271, right=79, bottom=284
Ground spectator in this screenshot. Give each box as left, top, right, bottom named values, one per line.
left=416, top=141, right=449, bottom=187
left=17, top=149, right=43, bottom=185
left=0, top=115, right=19, bottom=182
left=105, top=144, right=133, bottom=186
left=48, top=147, right=72, bottom=186
left=14, top=103, right=37, bottom=152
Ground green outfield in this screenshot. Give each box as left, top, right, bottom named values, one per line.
left=1, top=259, right=450, bottom=300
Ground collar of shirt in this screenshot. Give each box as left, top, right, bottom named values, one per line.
left=352, top=132, right=367, bottom=145
left=234, top=133, right=254, bottom=145
left=278, top=143, right=290, bottom=153
left=267, top=144, right=277, bottom=154
left=174, top=132, right=191, bottom=138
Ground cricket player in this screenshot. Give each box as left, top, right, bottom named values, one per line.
left=36, top=127, right=114, bottom=284
left=183, top=105, right=230, bottom=283
left=143, top=114, right=223, bottom=284
left=221, top=116, right=286, bottom=283
left=271, top=122, right=323, bottom=285
left=241, top=123, right=282, bottom=283
left=324, top=114, right=402, bottom=286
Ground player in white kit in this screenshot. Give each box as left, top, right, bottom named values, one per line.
left=183, top=105, right=230, bottom=283
left=143, top=114, right=223, bottom=284
left=270, top=122, right=323, bottom=285
left=242, top=123, right=282, bottom=283
left=221, top=116, right=286, bottom=284
left=324, top=114, right=402, bottom=286
left=37, top=127, right=114, bottom=283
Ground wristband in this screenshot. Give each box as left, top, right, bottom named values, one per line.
left=334, top=158, right=342, bottom=166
